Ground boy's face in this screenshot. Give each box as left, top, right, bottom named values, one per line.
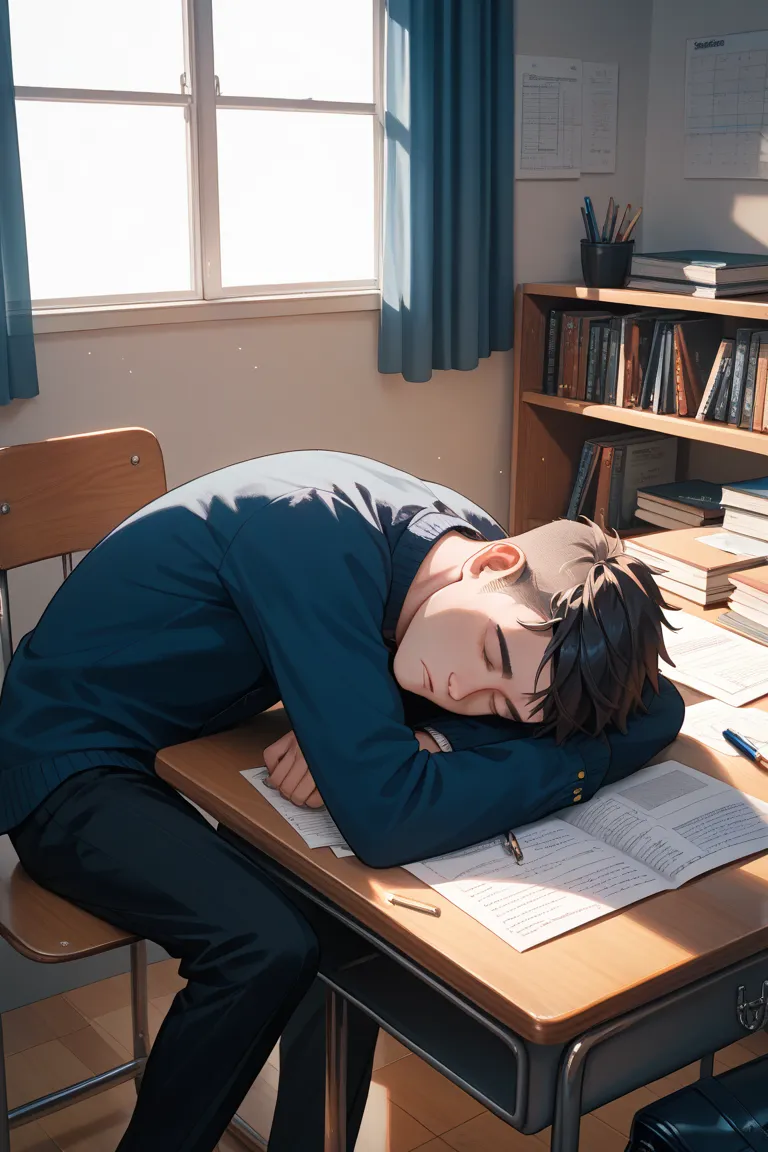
left=393, top=559, right=553, bottom=723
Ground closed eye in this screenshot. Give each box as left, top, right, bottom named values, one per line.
left=483, top=646, right=494, bottom=671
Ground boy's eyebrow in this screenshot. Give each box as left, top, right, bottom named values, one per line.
left=495, top=624, right=513, bottom=679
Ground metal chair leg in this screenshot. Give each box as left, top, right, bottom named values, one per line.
left=699, top=1052, right=715, bottom=1078
left=130, top=940, right=150, bottom=1094
left=324, top=988, right=348, bottom=1152
left=0, top=1017, right=11, bottom=1152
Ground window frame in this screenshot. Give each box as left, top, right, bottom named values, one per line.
left=13, top=0, right=384, bottom=311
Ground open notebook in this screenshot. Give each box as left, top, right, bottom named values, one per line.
left=242, top=760, right=768, bottom=952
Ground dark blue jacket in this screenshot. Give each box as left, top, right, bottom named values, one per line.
left=0, top=450, right=684, bottom=865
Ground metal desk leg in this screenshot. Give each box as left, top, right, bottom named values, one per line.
left=699, top=1053, right=715, bottom=1078
left=130, top=941, right=150, bottom=1093
left=0, top=1018, right=10, bottom=1152
left=325, top=988, right=348, bottom=1152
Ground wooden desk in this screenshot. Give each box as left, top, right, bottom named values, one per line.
left=156, top=604, right=768, bottom=1151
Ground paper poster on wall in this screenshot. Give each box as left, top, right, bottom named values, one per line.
left=684, top=29, right=768, bottom=179
left=582, top=61, right=619, bottom=173
left=515, top=55, right=582, bottom=179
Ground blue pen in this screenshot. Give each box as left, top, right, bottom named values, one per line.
left=584, top=196, right=600, bottom=243
left=723, top=729, right=768, bottom=771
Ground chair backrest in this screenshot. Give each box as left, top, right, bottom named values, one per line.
left=0, top=427, right=167, bottom=674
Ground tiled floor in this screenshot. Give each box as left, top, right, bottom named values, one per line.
left=3, top=959, right=768, bottom=1151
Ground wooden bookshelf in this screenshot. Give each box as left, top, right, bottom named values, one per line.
left=509, top=283, right=768, bottom=535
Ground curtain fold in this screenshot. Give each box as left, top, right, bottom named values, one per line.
left=379, top=0, right=514, bottom=383
left=0, top=0, right=38, bottom=405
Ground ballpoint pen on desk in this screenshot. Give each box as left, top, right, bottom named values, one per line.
left=386, top=892, right=441, bottom=917
left=722, top=729, right=768, bottom=771
left=581, top=206, right=591, bottom=241
left=583, top=196, right=600, bottom=243
left=615, top=203, right=631, bottom=240
left=503, top=830, right=525, bottom=865
left=608, top=200, right=619, bottom=242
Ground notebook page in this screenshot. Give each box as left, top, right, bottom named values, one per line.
left=661, top=612, right=768, bottom=706
left=562, top=760, right=768, bottom=886
left=403, top=819, right=668, bottom=952
left=241, top=767, right=350, bottom=851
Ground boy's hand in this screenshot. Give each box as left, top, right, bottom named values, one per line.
left=263, top=730, right=324, bottom=808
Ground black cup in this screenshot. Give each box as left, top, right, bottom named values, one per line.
left=580, top=240, right=634, bottom=288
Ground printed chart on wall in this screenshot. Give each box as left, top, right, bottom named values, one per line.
left=515, top=56, right=618, bottom=179
left=684, top=29, right=768, bottom=179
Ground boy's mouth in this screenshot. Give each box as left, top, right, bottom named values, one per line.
left=421, top=661, right=434, bottom=693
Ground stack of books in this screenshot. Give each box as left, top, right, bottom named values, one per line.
left=720, top=566, right=768, bottom=645
left=567, top=432, right=677, bottom=532
left=720, top=477, right=768, bottom=541
left=627, top=250, right=768, bottom=299
left=542, top=309, right=722, bottom=417
left=624, top=526, right=768, bottom=606
left=635, top=480, right=723, bottom=530
left=695, top=330, right=768, bottom=429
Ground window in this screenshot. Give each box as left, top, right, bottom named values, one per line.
left=9, top=0, right=380, bottom=308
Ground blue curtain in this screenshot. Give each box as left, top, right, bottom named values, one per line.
left=379, top=0, right=514, bottom=383
left=0, top=0, right=38, bottom=405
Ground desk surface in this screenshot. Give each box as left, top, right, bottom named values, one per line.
left=156, top=602, right=768, bottom=1045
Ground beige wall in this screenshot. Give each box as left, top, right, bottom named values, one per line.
left=514, top=0, right=653, bottom=283
left=644, top=0, right=768, bottom=254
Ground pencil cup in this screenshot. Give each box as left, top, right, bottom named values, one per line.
left=580, top=240, right=634, bottom=289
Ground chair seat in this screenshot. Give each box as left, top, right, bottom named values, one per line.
left=0, top=836, right=136, bottom=962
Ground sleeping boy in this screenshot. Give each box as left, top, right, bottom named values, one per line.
left=0, top=449, right=683, bottom=1150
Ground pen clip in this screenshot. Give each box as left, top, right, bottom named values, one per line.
left=504, top=831, right=524, bottom=865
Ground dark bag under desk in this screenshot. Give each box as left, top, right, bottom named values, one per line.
left=626, top=1054, right=768, bottom=1152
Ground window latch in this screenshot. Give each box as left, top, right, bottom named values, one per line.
left=180, top=72, right=189, bottom=94
left=214, top=75, right=221, bottom=97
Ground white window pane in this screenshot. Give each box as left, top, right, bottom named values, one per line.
left=212, top=0, right=373, bottom=102
left=217, top=109, right=375, bottom=288
left=16, top=102, right=192, bottom=301
left=9, top=0, right=184, bottom=92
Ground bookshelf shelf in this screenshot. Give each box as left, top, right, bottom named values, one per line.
left=521, top=390, right=768, bottom=455
left=510, top=283, right=768, bottom=535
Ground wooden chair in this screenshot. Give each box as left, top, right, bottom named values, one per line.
left=0, top=428, right=167, bottom=1150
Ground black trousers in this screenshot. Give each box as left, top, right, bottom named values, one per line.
left=10, top=766, right=379, bottom=1151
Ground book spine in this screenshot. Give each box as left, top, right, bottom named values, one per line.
left=740, top=334, right=762, bottom=430
left=585, top=325, right=600, bottom=402
left=597, top=324, right=610, bottom=402
left=727, top=331, right=749, bottom=425
left=558, top=315, right=578, bottom=398
left=594, top=446, right=614, bottom=530
left=607, top=444, right=626, bottom=529
left=605, top=321, right=621, bottom=406
left=673, top=332, right=687, bottom=416
left=542, top=310, right=561, bottom=395
left=753, top=341, right=768, bottom=432
left=713, top=352, right=734, bottom=422
left=758, top=345, right=768, bottom=433
left=639, top=323, right=661, bottom=410
left=696, top=341, right=729, bottom=421
left=574, top=318, right=591, bottom=401
left=566, top=443, right=595, bottom=519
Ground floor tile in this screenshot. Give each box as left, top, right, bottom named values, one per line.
left=441, top=1111, right=546, bottom=1150
left=150, top=992, right=177, bottom=1019
left=37, top=1081, right=137, bottom=1151
left=740, top=1027, right=768, bottom=1057
left=9, top=1121, right=61, bottom=1151
left=90, top=1002, right=165, bottom=1054
left=356, top=1083, right=434, bottom=1152
left=5, top=1040, right=94, bottom=1109
left=2, top=1006, right=59, bottom=1057
left=373, top=1055, right=484, bottom=1136
left=373, top=1031, right=411, bottom=1071
left=60, top=1024, right=134, bottom=1076
left=591, top=1085, right=659, bottom=1136
left=33, top=995, right=89, bottom=1041
left=64, top=974, right=131, bottom=1020
left=146, top=957, right=186, bottom=1000
left=235, top=1072, right=277, bottom=1144
left=411, top=1142, right=454, bottom=1152
left=715, top=1040, right=755, bottom=1069
left=645, top=1060, right=699, bottom=1097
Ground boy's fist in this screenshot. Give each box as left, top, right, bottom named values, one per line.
left=263, top=730, right=324, bottom=808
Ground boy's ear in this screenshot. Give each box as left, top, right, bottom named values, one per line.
left=466, top=540, right=526, bottom=582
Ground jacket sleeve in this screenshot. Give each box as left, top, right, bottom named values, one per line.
left=218, top=496, right=679, bottom=868
left=407, top=676, right=685, bottom=786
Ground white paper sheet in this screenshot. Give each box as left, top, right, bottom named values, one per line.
left=682, top=699, right=768, bottom=756
left=515, top=55, right=582, bottom=178
left=684, top=30, right=768, bottom=179
left=582, top=62, right=618, bottom=173
left=661, top=611, right=768, bottom=705
left=405, top=761, right=768, bottom=951
left=404, top=820, right=665, bottom=951
left=241, top=767, right=350, bottom=850
left=695, top=532, right=768, bottom=558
